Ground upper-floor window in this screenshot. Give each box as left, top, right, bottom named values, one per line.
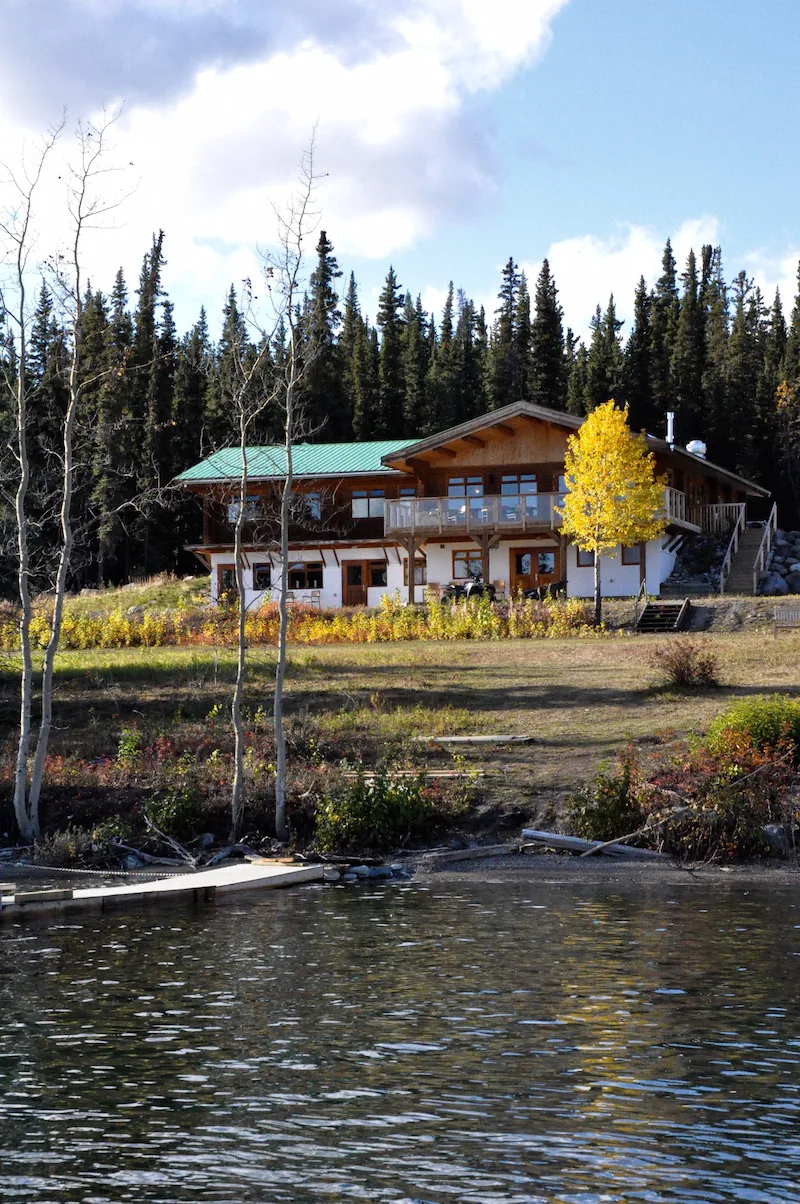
left=352, top=489, right=385, bottom=519
left=501, top=473, right=537, bottom=495
left=227, top=495, right=260, bottom=524
left=400, top=486, right=416, bottom=497
left=304, top=491, right=322, bottom=521
left=448, top=476, right=483, bottom=497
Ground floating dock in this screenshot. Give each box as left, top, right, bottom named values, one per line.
left=0, top=861, right=323, bottom=921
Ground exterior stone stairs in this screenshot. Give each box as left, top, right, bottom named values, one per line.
left=722, top=527, right=765, bottom=595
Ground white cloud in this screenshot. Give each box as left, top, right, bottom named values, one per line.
left=0, top=0, right=571, bottom=326
left=534, top=216, right=721, bottom=340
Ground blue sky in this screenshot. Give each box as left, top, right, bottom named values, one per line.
left=0, top=0, right=798, bottom=339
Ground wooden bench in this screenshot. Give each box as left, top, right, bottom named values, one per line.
left=773, top=605, right=800, bottom=636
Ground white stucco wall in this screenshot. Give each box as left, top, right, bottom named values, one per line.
left=209, top=534, right=679, bottom=609
left=566, top=537, right=677, bottom=598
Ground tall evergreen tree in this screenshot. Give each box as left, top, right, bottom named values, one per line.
left=700, top=247, right=730, bottom=464
left=649, top=238, right=680, bottom=430
left=303, top=230, right=345, bottom=438
left=454, top=290, right=487, bottom=421
left=352, top=319, right=380, bottom=441
left=402, top=292, right=430, bottom=436
left=529, top=258, right=566, bottom=409
left=584, top=295, right=623, bottom=412
left=566, top=341, right=589, bottom=416
left=204, top=285, right=247, bottom=452
left=671, top=250, right=705, bottom=443
left=375, top=267, right=405, bottom=437
left=487, top=257, right=521, bottom=409
left=622, top=276, right=654, bottom=432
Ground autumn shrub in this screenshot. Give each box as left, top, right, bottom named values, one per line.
left=146, top=783, right=205, bottom=841
left=314, top=767, right=435, bottom=853
left=566, top=752, right=647, bottom=843
left=649, top=637, right=721, bottom=689
left=704, top=695, right=800, bottom=763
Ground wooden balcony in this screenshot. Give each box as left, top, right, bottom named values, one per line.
left=386, top=488, right=701, bottom=538
left=385, top=492, right=566, bottom=538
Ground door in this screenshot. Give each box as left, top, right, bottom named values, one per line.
left=511, top=547, right=561, bottom=595
left=343, top=562, right=367, bottom=606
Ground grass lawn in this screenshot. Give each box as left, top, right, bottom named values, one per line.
left=2, top=630, right=798, bottom=832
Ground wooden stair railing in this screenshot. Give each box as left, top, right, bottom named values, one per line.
left=719, top=503, right=747, bottom=594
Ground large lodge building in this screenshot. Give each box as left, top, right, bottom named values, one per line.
left=176, top=401, right=769, bottom=608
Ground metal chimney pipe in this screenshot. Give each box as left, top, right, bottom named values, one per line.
left=666, top=411, right=675, bottom=445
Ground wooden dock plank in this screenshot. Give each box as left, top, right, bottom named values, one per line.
left=0, top=862, right=323, bottom=920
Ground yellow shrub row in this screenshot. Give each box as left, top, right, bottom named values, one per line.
left=0, top=594, right=602, bottom=652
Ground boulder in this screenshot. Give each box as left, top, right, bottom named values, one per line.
left=763, top=824, right=794, bottom=857
left=323, top=867, right=341, bottom=882
left=349, top=864, right=371, bottom=878
left=761, top=572, right=789, bottom=596
left=340, top=873, right=357, bottom=883
left=786, top=572, right=800, bottom=593
left=368, top=865, right=393, bottom=879
left=788, top=563, right=800, bottom=574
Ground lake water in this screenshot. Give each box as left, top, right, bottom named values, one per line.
left=1, top=878, right=799, bottom=1203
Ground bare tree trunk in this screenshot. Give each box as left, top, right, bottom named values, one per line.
left=27, top=307, right=82, bottom=822
left=25, top=117, right=120, bottom=834
left=229, top=440, right=248, bottom=843
left=593, top=551, right=602, bottom=627
left=273, top=335, right=296, bottom=843
left=12, top=336, right=35, bottom=842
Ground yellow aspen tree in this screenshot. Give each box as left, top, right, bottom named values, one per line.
left=557, top=400, right=667, bottom=624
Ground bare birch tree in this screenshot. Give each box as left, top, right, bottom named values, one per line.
left=0, top=114, right=128, bottom=841
left=225, top=141, right=320, bottom=844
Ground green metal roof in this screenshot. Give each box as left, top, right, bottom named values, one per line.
left=175, top=440, right=412, bottom=484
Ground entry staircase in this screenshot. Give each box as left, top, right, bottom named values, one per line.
left=635, top=599, right=690, bottom=633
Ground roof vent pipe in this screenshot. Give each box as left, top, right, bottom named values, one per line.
left=666, top=411, right=675, bottom=446
left=686, top=439, right=707, bottom=459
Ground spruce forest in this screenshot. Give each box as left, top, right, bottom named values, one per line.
left=4, top=229, right=800, bottom=596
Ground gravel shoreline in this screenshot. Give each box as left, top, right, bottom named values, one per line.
left=405, top=849, right=800, bottom=887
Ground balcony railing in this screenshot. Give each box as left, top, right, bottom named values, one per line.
left=386, top=488, right=702, bottom=538
left=385, top=493, right=566, bottom=536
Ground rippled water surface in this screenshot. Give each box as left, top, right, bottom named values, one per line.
left=2, top=879, right=800, bottom=1202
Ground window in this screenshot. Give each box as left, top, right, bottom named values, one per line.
left=403, top=558, right=427, bottom=586
left=538, top=551, right=556, bottom=575
left=218, top=565, right=238, bottom=594
left=227, top=495, right=260, bottom=524
left=452, top=550, right=483, bottom=580
left=622, top=544, right=643, bottom=566
left=288, top=562, right=323, bottom=589
left=501, top=472, right=537, bottom=495
left=448, top=476, right=483, bottom=497
left=253, top=563, right=272, bottom=590
left=400, top=486, right=416, bottom=497
left=577, top=548, right=595, bottom=567
left=369, top=563, right=388, bottom=587
left=352, top=489, right=385, bottom=518
left=304, top=492, right=321, bottom=521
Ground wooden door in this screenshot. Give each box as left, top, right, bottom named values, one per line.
left=343, top=561, right=368, bottom=606
left=511, top=547, right=561, bottom=595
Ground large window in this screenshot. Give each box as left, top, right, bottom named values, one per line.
left=403, top=558, right=427, bottom=586
left=448, top=476, right=483, bottom=524
left=352, top=489, right=385, bottom=519
left=304, top=492, right=322, bottom=521
left=452, top=550, right=483, bottom=580
left=217, top=565, right=238, bottom=595
left=500, top=473, right=537, bottom=521
left=227, top=495, right=260, bottom=524
left=577, top=548, right=595, bottom=567
left=288, top=562, right=324, bottom=589
left=369, top=563, right=388, bottom=587
left=448, top=476, right=483, bottom=497
left=253, top=563, right=272, bottom=590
